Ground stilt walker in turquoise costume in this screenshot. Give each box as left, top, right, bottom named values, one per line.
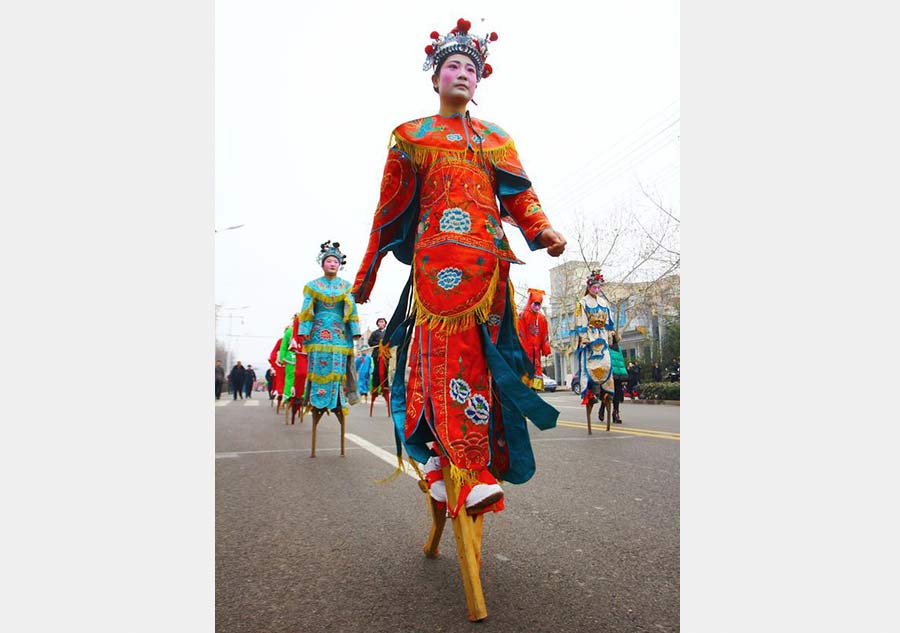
left=575, top=270, right=621, bottom=427
left=296, top=241, right=361, bottom=456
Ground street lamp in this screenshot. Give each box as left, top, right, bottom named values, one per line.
left=215, top=224, right=245, bottom=234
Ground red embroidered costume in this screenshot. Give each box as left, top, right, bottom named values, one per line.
left=518, top=289, right=551, bottom=391
left=352, top=20, right=562, bottom=505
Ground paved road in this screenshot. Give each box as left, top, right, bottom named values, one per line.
left=216, top=391, right=679, bottom=632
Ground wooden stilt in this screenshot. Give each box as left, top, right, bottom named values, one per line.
left=338, top=413, right=346, bottom=456
left=310, top=412, right=321, bottom=457
left=443, top=466, right=488, bottom=622
left=585, top=401, right=593, bottom=435
left=423, top=494, right=448, bottom=558
left=605, top=396, right=612, bottom=432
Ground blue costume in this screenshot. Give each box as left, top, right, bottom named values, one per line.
left=296, top=275, right=360, bottom=411
left=356, top=353, right=372, bottom=396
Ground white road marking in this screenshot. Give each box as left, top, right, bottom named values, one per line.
left=343, top=433, right=419, bottom=480
left=215, top=401, right=230, bottom=407
left=244, top=400, right=259, bottom=406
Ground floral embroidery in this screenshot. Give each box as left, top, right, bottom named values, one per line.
left=446, top=133, right=463, bottom=142
left=449, top=378, right=471, bottom=404
left=465, top=393, right=490, bottom=425
left=436, top=267, right=463, bottom=290
left=316, top=388, right=326, bottom=396
left=320, top=329, right=332, bottom=340
left=487, top=314, right=502, bottom=326
left=439, top=208, right=471, bottom=234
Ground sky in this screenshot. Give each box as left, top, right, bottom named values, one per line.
left=215, top=0, right=680, bottom=369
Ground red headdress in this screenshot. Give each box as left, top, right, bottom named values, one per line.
left=526, top=288, right=546, bottom=306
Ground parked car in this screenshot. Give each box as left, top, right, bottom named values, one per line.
left=571, top=375, right=581, bottom=394
left=542, top=376, right=557, bottom=392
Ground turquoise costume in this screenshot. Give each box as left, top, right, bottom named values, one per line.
left=356, top=353, right=372, bottom=396
left=296, top=276, right=360, bottom=411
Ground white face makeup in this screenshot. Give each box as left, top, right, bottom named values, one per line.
left=436, top=53, right=478, bottom=102
left=322, top=256, right=341, bottom=274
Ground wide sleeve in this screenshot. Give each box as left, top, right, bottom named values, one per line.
left=574, top=300, right=589, bottom=342
left=539, top=313, right=551, bottom=356
left=278, top=327, right=292, bottom=363
left=352, top=146, right=418, bottom=303
left=289, top=314, right=305, bottom=353
left=493, top=142, right=553, bottom=251
left=344, top=292, right=361, bottom=337
left=296, top=286, right=315, bottom=337
left=269, top=339, right=282, bottom=369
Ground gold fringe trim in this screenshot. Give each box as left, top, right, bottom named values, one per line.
left=407, top=458, right=424, bottom=480
left=376, top=453, right=405, bottom=484
left=392, top=136, right=516, bottom=170
left=448, top=463, right=481, bottom=488
left=304, top=285, right=350, bottom=305
left=296, top=302, right=315, bottom=326
left=508, top=281, right=520, bottom=331
left=302, top=343, right=354, bottom=355
left=307, top=371, right=347, bottom=384
left=412, top=263, right=500, bottom=334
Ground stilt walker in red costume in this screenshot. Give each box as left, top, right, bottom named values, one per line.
left=286, top=313, right=309, bottom=425
left=517, top=288, right=551, bottom=391
left=269, top=331, right=288, bottom=414
left=354, top=17, right=568, bottom=520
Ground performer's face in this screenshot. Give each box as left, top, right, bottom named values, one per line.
left=322, top=256, right=340, bottom=274
left=588, top=283, right=602, bottom=296
left=434, top=54, right=478, bottom=103
left=530, top=301, right=541, bottom=313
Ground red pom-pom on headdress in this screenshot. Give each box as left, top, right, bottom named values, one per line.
left=422, top=19, right=497, bottom=81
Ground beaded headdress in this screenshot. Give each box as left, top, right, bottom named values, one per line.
left=586, top=270, right=605, bottom=286
left=317, top=240, right=347, bottom=267
left=423, top=18, right=497, bottom=81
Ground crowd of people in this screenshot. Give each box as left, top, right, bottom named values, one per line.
left=215, top=359, right=258, bottom=400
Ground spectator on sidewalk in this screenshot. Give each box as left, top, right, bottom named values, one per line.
left=265, top=368, right=275, bottom=400
left=651, top=361, right=662, bottom=382
left=215, top=360, right=225, bottom=400
left=243, top=364, right=257, bottom=399
left=229, top=361, right=246, bottom=400
left=627, top=361, right=641, bottom=399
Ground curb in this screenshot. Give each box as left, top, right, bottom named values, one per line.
left=624, top=399, right=680, bottom=406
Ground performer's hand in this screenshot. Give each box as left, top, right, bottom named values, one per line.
left=539, top=228, right=567, bottom=257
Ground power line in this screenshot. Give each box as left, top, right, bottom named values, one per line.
left=547, top=101, right=680, bottom=194
left=547, top=121, right=680, bottom=209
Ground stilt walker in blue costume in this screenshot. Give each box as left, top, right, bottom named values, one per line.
left=296, top=241, right=361, bottom=456
left=575, top=270, right=621, bottom=426
left=352, top=18, right=567, bottom=516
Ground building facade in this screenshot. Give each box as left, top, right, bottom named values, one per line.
left=547, top=261, right=679, bottom=386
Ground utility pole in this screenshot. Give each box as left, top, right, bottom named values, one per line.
left=216, top=305, right=250, bottom=369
